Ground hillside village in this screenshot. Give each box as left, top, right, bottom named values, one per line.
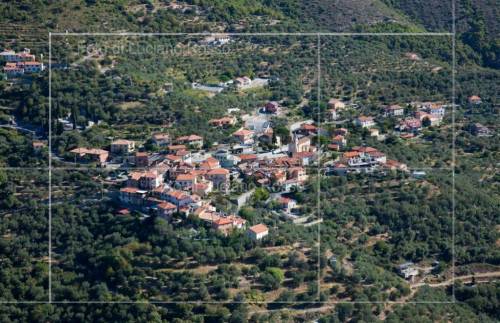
left=2, top=43, right=491, bottom=290
left=1, top=48, right=45, bottom=78
left=57, top=70, right=453, bottom=246
left=0, top=29, right=496, bottom=313
left=0, top=1, right=499, bottom=320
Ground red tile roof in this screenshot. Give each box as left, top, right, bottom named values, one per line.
left=117, top=208, right=130, bottom=215
left=248, top=223, right=268, bottom=234
left=168, top=190, right=190, bottom=200
left=207, top=168, right=229, bottom=175
left=199, top=157, right=220, bottom=169
left=300, top=124, right=317, bottom=130
left=177, top=134, right=203, bottom=141
left=213, top=218, right=233, bottom=226
left=153, top=133, right=169, bottom=140
left=357, top=116, right=374, bottom=122
left=176, top=173, right=196, bottom=181
left=233, top=129, right=254, bottom=136
left=157, top=202, right=177, bottom=210
left=343, top=151, right=360, bottom=158
left=328, top=144, right=340, bottom=150
left=168, top=145, right=187, bottom=151
left=111, top=139, right=134, bottom=145
left=120, top=187, right=139, bottom=193
left=238, top=154, right=257, bottom=161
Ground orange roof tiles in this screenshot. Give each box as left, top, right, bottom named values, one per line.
left=112, top=139, right=134, bottom=145
left=153, top=133, right=169, bottom=140
left=166, top=154, right=182, bottom=161
left=353, top=146, right=378, bottom=153
left=238, top=154, right=257, bottom=161
left=157, top=202, right=176, bottom=210
left=199, top=157, right=219, bottom=169
left=120, top=187, right=140, bottom=193
left=168, top=145, right=187, bottom=151
left=177, top=134, right=203, bottom=141
left=207, top=168, right=229, bottom=175
left=213, top=218, right=233, bottom=226
left=167, top=190, right=189, bottom=200
left=294, top=151, right=314, bottom=158
left=328, top=144, right=340, bottom=150
left=193, top=183, right=209, bottom=190
left=300, top=124, right=317, bottom=130
left=176, top=173, right=196, bottom=181
left=343, top=151, right=360, bottom=158
left=233, top=129, right=254, bottom=136
left=248, top=223, right=268, bottom=234
left=70, top=147, right=108, bottom=156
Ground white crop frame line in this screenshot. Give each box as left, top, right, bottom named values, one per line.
left=317, top=33, right=322, bottom=302
left=0, top=167, right=457, bottom=171
left=40, top=31, right=457, bottom=306
left=50, top=32, right=453, bottom=36
left=0, top=300, right=458, bottom=304
left=451, top=0, right=457, bottom=303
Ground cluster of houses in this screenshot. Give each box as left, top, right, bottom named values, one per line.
left=326, top=97, right=447, bottom=140
left=62, top=87, right=457, bottom=241
left=67, top=119, right=319, bottom=238
left=353, top=101, right=446, bottom=137
left=115, top=153, right=271, bottom=240
left=327, top=99, right=430, bottom=175
left=66, top=94, right=432, bottom=234
left=329, top=145, right=408, bottom=175
left=1, top=48, right=45, bottom=78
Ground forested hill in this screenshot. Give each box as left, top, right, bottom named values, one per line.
left=381, top=0, right=499, bottom=68
left=1, top=0, right=497, bottom=33
left=382, top=0, right=499, bottom=36
left=0, top=0, right=498, bottom=69
left=0, top=0, right=414, bottom=33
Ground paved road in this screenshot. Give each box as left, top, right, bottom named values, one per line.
left=0, top=124, right=36, bottom=135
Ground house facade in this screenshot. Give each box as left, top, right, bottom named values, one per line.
left=289, top=135, right=311, bottom=154
left=152, top=133, right=170, bottom=146
left=233, top=129, right=255, bottom=145
left=383, top=105, right=404, bottom=117
left=328, top=98, right=346, bottom=110
left=354, top=116, right=375, bottom=128
left=119, top=187, right=147, bottom=205
left=111, top=139, right=135, bottom=154
left=247, top=224, right=269, bottom=240
left=206, top=168, right=230, bottom=191
left=176, top=135, right=203, bottom=149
